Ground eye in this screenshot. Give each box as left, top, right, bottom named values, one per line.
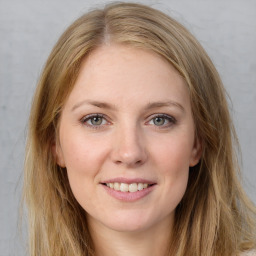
left=81, top=114, right=108, bottom=128
left=152, top=116, right=166, bottom=126
left=148, top=114, right=176, bottom=127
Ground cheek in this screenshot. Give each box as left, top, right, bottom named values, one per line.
left=150, top=135, right=191, bottom=203
left=59, top=133, right=110, bottom=198
left=152, top=134, right=193, bottom=174
left=61, top=136, right=109, bottom=208
left=61, top=132, right=109, bottom=173
left=158, top=144, right=190, bottom=194
left=157, top=150, right=189, bottom=213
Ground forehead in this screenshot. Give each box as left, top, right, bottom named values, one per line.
left=64, top=44, right=190, bottom=110
left=82, top=44, right=181, bottom=82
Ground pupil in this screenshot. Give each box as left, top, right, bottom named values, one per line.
left=154, top=117, right=164, bottom=126
left=92, top=117, right=102, bottom=125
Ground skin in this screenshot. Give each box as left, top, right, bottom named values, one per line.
left=55, top=44, right=201, bottom=256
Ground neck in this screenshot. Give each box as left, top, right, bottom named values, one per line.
left=88, top=216, right=173, bottom=256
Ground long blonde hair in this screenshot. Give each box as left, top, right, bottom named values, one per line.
left=23, top=2, right=256, bottom=256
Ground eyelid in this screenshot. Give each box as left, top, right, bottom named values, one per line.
left=146, top=113, right=177, bottom=127
left=80, top=113, right=104, bottom=122
left=80, top=113, right=111, bottom=128
left=80, top=113, right=176, bottom=129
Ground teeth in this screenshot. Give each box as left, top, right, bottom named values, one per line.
left=114, top=182, right=120, bottom=191
left=138, top=183, right=144, bottom=191
left=128, top=183, right=137, bottom=192
left=120, top=183, right=129, bottom=192
left=105, top=182, right=150, bottom=192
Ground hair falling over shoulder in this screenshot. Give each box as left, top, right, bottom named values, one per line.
left=23, top=2, right=256, bottom=256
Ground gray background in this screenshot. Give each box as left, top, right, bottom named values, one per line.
left=0, top=0, right=255, bottom=255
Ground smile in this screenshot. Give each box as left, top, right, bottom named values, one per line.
left=101, top=179, right=156, bottom=201
left=104, top=182, right=151, bottom=192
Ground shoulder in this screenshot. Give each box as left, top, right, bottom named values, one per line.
left=240, top=250, right=256, bottom=256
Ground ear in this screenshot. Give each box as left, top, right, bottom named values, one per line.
left=189, top=136, right=202, bottom=167
left=52, top=142, right=66, bottom=168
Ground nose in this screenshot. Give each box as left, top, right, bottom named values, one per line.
left=110, top=124, right=148, bottom=168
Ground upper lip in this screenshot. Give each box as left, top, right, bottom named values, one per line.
left=101, top=177, right=156, bottom=184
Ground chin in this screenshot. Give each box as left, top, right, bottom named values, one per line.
left=106, top=221, right=151, bottom=233
left=96, top=210, right=169, bottom=233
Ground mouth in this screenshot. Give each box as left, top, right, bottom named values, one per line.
left=102, top=182, right=155, bottom=193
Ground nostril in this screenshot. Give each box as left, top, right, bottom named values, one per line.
left=111, top=142, right=148, bottom=166
left=114, top=159, right=143, bottom=167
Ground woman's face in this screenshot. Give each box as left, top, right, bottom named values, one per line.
left=56, top=44, right=201, bottom=233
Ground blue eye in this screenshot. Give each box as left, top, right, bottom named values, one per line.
left=149, top=114, right=176, bottom=127
left=153, top=116, right=166, bottom=126
left=81, top=114, right=108, bottom=127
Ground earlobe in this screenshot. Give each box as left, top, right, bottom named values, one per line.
left=52, top=143, right=66, bottom=168
left=189, top=137, right=202, bottom=167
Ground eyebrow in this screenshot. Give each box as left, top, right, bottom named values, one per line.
left=72, top=100, right=117, bottom=111
left=71, top=100, right=185, bottom=112
left=145, top=101, right=185, bottom=112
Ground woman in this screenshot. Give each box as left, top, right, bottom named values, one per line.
left=23, top=2, right=256, bottom=256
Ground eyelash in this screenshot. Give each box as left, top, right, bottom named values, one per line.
left=80, top=114, right=109, bottom=129
left=80, top=113, right=176, bottom=129
left=147, top=114, right=176, bottom=128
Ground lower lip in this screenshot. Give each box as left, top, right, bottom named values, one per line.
left=102, top=184, right=155, bottom=202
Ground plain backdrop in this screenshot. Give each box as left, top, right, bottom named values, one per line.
left=0, top=0, right=255, bottom=255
